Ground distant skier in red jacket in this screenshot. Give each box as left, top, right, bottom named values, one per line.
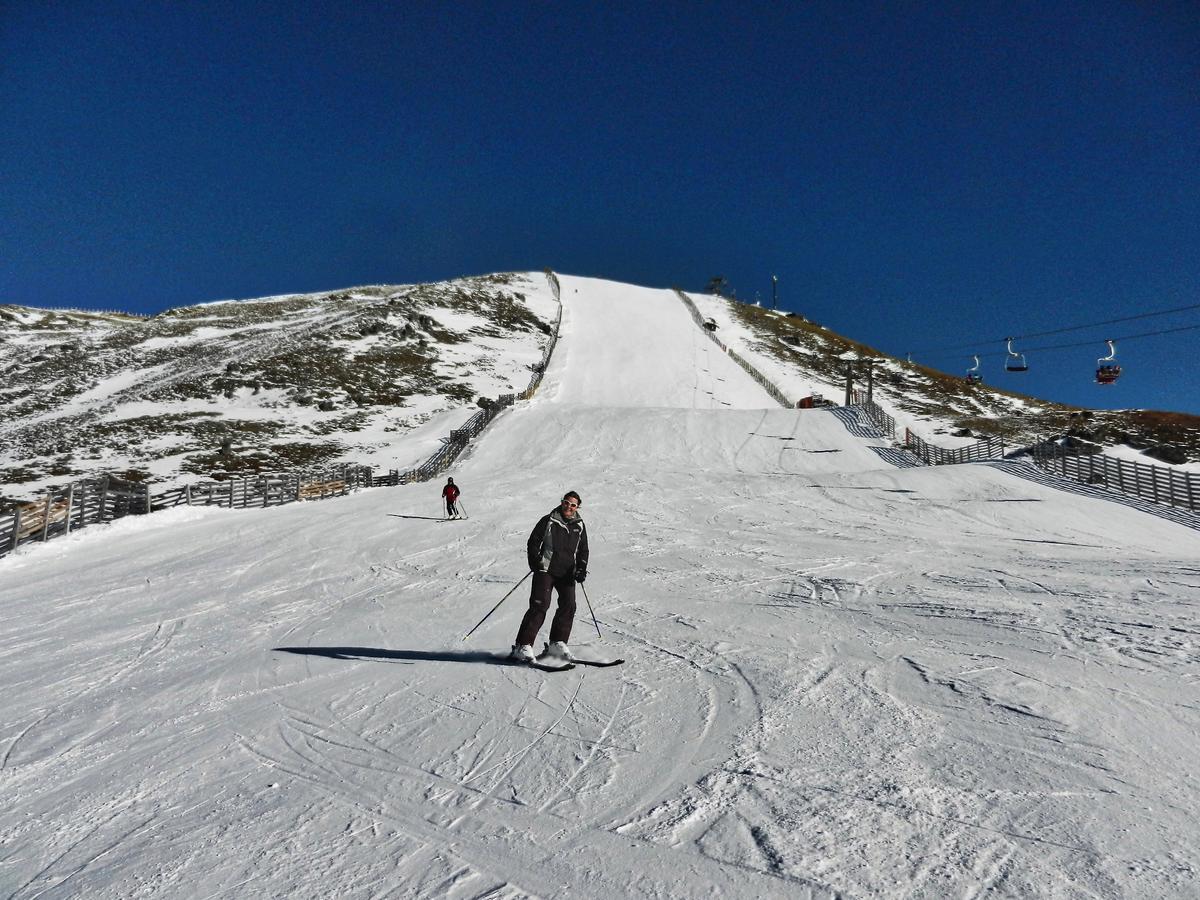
left=441, top=477, right=461, bottom=519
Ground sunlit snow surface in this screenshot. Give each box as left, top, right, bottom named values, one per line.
left=2, top=276, right=1199, bottom=898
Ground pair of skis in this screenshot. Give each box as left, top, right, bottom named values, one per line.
left=510, top=651, right=624, bottom=673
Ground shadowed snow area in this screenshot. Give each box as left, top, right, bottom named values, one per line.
left=2, top=276, right=1199, bottom=898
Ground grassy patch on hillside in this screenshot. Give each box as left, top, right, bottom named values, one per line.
left=179, top=441, right=347, bottom=478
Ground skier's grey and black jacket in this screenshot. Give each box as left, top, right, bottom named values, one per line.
left=527, top=508, right=588, bottom=579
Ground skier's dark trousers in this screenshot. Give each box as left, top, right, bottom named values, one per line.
left=515, top=492, right=588, bottom=648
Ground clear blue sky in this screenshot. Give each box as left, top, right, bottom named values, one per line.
left=3, top=2, right=1198, bottom=413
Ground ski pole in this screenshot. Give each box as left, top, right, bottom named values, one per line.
left=457, top=501, right=468, bottom=519
left=580, top=583, right=601, bottom=638
left=462, top=571, right=532, bottom=641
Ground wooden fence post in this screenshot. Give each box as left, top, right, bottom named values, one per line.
left=10, top=505, right=21, bottom=553
left=99, top=475, right=111, bottom=524
left=40, top=494, right=53, bottom=541
left=65, top=485, right=75, bottom=534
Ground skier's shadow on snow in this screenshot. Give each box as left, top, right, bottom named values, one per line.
left=274, top=647, right=507, bottom=666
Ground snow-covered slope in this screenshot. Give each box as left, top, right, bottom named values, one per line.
left=539, top=276, right=772, bottom=408
left=2, top=277, right=1199, bottom=898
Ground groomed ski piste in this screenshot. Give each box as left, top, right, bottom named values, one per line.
left=3, top=275, right=1199, bottom=898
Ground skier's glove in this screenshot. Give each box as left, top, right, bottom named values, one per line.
left=574, top=567, right=587, bottom=583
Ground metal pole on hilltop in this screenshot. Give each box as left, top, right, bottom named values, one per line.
left=771, top=274, right=778, bottom=310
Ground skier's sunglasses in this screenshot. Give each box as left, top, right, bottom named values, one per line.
left=562, top=499, right=580, bottom=509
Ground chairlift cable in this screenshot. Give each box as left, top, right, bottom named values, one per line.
left=1017, top=321, right=1200, bottom=354
left=907, top=301, right=1200, bottom=356
left=1008, top=302, right=1200, bottom=341
left=944, top=320, right=1200, bottom=361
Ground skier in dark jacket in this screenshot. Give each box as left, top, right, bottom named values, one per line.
left=511, top=491, right=588, bottom=663
left=442, top=477, right=461, bottom=518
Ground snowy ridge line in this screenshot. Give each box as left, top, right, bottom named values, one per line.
left=672, top=289, right=793, bottom=408
left=0, top=303, right=148, bottom=319
left=0, top=273, right=567, bottom=562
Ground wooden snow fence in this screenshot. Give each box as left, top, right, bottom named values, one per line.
left=1, top=474, right=151, bottom=556
left=518, top=314, right=561, bottom=401
left=14, top=497, right=72, bottom=540
left=899, top=427, right=1198, bottom=512
left=511, top=270, right=563, bottom=403
left=151, top=466, right=375, bottom=511
left=298, top=479, right=347, bottom=500
left=1030, top=442, right=1200, bottom=512
left=852, top=397, right=898, bottom=441
left=904, top=429, right=1007, bottom=465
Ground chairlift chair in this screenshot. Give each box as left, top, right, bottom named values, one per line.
left=1096, top=339, right=1121, bottom=384
left=965, top=355, right=983, bottom=384
left=1005, top=337, right=1028, bottom=372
